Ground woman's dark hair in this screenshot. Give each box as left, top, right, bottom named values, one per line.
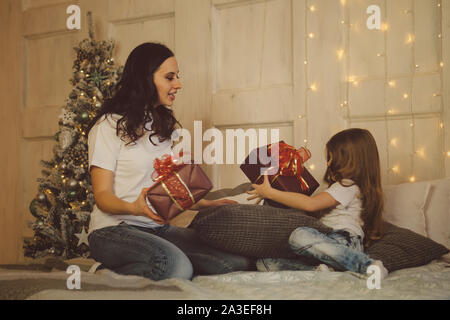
left=86, top=42, right=181, bottom=146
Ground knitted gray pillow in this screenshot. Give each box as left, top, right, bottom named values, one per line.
left=189, top=204, right=449, bottom=270
left=189, top=204, right=333, bottom=258
left=366, top=222, right=449, bottom=272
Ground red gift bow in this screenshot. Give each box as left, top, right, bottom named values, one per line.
left=259, top=142, right=311, bottom=191
left=150, top=152, right=196, bottom=212
left=151, top=152, right=185, bottom=183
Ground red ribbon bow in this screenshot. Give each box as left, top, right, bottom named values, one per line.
left=267, top=142, right=311, bottom=191
left=151, top=152, right=185, bottom=183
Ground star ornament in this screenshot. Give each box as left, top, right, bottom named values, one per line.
left=75, top=227, right=89, bottom=247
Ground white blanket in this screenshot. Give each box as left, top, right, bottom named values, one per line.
left=1, top=259, right=448, bottom=300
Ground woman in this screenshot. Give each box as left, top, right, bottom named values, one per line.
left=86, top=43, right=252, bottom=280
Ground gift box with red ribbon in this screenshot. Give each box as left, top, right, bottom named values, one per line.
left=240, top=141, right=319, bottom=208
left=146, top=153, right=213, bottom=223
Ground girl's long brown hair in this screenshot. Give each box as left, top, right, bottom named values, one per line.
left=323, top=128, right=384, bottom=247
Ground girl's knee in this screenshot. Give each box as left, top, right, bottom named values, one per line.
left=289, top=227, right=318, bottom=248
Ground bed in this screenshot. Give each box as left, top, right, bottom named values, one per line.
left=1, top=178, right=449, bottom=300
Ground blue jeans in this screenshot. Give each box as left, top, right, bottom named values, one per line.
left=259, top=227, right=374, bottom=274
left=88, top=223, right=253, bottom=281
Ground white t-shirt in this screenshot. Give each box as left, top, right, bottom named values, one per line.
left=320, top=179, right=365, bottom=238
left=87, top=113, right=175, bottom=234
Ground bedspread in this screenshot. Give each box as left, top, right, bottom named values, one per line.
left=0, top=259, right=448, bottom=300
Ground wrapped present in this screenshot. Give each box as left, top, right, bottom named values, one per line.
left=240, top=141, right=319, bottom=208
left=146, top=153, right=213, bottom=223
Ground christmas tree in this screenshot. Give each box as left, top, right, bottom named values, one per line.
left=23, top=13, right=122, bottom=259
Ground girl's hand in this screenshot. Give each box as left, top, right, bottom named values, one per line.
left=132, top=187, right=165, bottom=223
left=191, top=198, right=238, bottom=210
left=246, top=174, right=274, bottom=204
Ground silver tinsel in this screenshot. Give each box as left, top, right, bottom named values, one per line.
left=59, top=128, right=74, bottom=150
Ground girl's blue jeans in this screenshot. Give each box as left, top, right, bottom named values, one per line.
left=88, top=222, right=253, bottom=281
left=260, top=227, right=374, bottom=274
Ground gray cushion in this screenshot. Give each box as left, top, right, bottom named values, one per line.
left=189, top=203, right=449, bottom=271
left=366, top=222, right=449, bottom=272
left=189, top=204, right=333, bottom=258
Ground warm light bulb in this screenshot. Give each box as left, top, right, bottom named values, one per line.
left=440, top=122, right=444, bottom=129
left=416, top=148, right=425, bottom=158
left=387, top=109, right=395, bottom=115
left=388, top=80, right=396, bottom=88
left=403, top=93, right=409, bottom=99
left=390, top=138, right=398, bottom=147
left=352, top=80, right=359, bottom=87
left=304, top=60, right=308, bottom=65
left=309, top=164, right=316, bottom=170
left=447, top=151, right=450, bottom=157
left=309, top=5, right=316, bottom=12
left=392, top=165, right=399, bottom=174
left=340, top=0, right=346, bottom=6
left=308, top=33, right=315, bottom=39
left=309, top=83, right=318, bottom=91
left=297, top=115, right=303, bottom=119
left=440, top=62, right=444, bottom=68
left=409, top=176, right=416, bottom=183
left=381, top=23, right=389, bottom=32
left=406, top=34, right=414, bottom=44
left=337, top=49, right=345, bottom=60
left=303, top=139, right=308, bottom=143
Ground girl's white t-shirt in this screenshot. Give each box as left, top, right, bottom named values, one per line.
left=87, top=113, right=175, bottom=235
left=320, top=179, right=365, bottom=238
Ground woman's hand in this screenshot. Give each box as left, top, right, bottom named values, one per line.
left=191, top=198, right=238, bottom=210
left=246, top=174, right=274, bottom=204
left=131, top=187, right=165, bottom=223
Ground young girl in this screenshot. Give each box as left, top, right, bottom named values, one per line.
left=247, top=128, right=388, bottom=278
left=86, top=43, right=251, bottom=281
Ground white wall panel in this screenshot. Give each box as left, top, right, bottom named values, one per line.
left=25, top=34, right=78, bottom=109
left=414, top=0, right=440, bottom=72
left=109, top=16, right=175, bottom=66
left=386, top=0, right=414, bottom=77
left=214, top=0, right=292, bottom=91
left=348, top=0, right=385, bottom=79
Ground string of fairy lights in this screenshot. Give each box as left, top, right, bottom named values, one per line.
left=302, top=0, right=447, bottom=183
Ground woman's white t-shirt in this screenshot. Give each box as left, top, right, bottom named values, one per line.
left=320, top=179, right=365, bottom=238
left=87, top=113, right=175, bottom=235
